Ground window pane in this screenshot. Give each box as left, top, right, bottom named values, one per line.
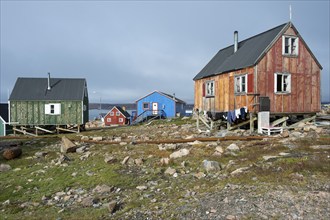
left=277, top=74, right=282, bottom=92
left=50, top=105, right=55, bottom=114
left=235, top=77, right=240, bottom=93
left=285, top=38, right=289, bottom=53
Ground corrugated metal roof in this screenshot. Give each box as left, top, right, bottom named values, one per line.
left=193, top=23, right=288, bottom=80
left=9, top=77, right=87, bottom=101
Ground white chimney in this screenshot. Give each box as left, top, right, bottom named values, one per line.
left=47, top=72, right=51, bottom=90
left=234, top=31, right=238, bottom=53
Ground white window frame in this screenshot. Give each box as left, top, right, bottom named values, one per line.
left=119, top=118, right=124, bottom=123
left=205, top=80, right=214, bottom=97
left=274, top=72, right=291, bottom=93
left=116, top=112, right=120, bottom=116
left=45, top=103, right=61, bottom=115
left=107, top=118, right=111, bottom=122
left=282, top=36, right=299, bottom=56
left=110, top=112, right=114, bottom=116
left=234, top=74, right=247, bottom=94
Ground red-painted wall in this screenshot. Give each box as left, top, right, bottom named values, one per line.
left=104, top=108, right=128, bottom=126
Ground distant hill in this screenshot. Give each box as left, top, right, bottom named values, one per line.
left=89, top=103, right=137, bottom=110
left=89, top=103, right=194, bottom=110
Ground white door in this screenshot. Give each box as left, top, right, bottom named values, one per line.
left=152, top=102, right=158, bottom=115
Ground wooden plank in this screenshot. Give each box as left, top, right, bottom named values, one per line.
left=288, top=115, right=316, bottom=128
left=56, top=126, right=79, bottom=133
left=80, top=135, right=272, bottom=145
left=35, top=126, right=55, bottom=134
left=228, top=117, right=257, bottom=131
left=270, top=116, right=289, bottom=127
left=13, top=128, right=37, bottom=137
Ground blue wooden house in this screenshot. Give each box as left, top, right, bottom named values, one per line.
left=135, top=91, right=186, bottom=122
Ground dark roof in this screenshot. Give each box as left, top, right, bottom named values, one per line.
left=9, top=77, right=87, bottom=101
left=114, top=106, right=131, bottom=118
left=194, top=23, right=289, bottom=80
left=136, top=90, right=186, bottom=104
left=159, top=91, right=186, bottom=104
left=0, top=104, right=9, bottom=122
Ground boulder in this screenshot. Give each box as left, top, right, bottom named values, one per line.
left=136, top=185, right=148, bottom=190
left=92, top=136, right=103, bottom=141
left=194, top=172, right=206, bottom=179
left=226, top=143, right=240, bottom=152
left=107, top=200, right=119, bottom=214
left=281, top=130, right=290, bottom=138
left=104, top=156, right=117, bottom=164
left=160, top=157, right=170, bottom=165
left=35, top=151, right=48, bottom=158
left=81, top=196, right=99, bottom=207
left=215, top=146, right=224, bottom=154
left=134, top=158, right=143, bottom=166
left=158, top=143, right=177, bottom=151
left=121, top=156, right=130, bottom=165
left=203, top=160, right=221, bottom=172
left=164, top=167, right=176, bottom=175
left=263, top=155, right=279, bottom=161
left=61, top=136, right=77, bottom=153
left=231, top=167, right=249, bottom=176
left=76, top=146, right=87, bottom=154
left=93, top=185, right=113, bottom=194
left=290, top=131, right=303, bottom=138
left=81, top=136, right=89, bottom=141
left=0, top=163, right=11, bottom=172
left=169, top=149, right=190, bottom=159
left=188, top=140, right=203, bottom=146
left=3, top=147, right=22, bottom=160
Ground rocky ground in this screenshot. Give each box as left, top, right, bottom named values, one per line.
left=0, top=116, right=329, bottom=220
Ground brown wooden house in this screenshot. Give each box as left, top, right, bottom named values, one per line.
left=193, top=22, right=322, bottom=119
left=104, top=106, right=130, bottom=126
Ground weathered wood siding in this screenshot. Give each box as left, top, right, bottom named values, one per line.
left=194, top=26, right=321, bottom=115
left=194, top=67, right=256, bottom=113
left=10, top=101, right=84, bottom=125
left=256, top=26, right=321, bottom=113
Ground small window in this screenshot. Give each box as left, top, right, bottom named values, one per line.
left=282, top=36, right=298, bottom=56
left=116, top=112, right=120, bottom=116
left=119, top=118, right=124, bottom=123
left=205, top=81, right=214, bottom=97
left=143, top=102, right=150, bottom=110
left=110, top=112, right=114, bottom=116
left=234, top=74, right=247, bottom=94
left=275, top=72, right=291, bottom=93
left=45, top=103, right=61, bottom=115
left=107, top=118, right=111, bottom=122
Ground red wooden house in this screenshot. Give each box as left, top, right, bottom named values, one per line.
left=104, top=106, right=130, bottom=126
left=193, top=22, right=322, bottom=119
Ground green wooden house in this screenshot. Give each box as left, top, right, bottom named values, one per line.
left=9, top=75, right=89, bottom=134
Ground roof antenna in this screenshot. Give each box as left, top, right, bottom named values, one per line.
left=289, top=5, right=292, bottom=25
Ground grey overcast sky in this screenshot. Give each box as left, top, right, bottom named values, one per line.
left=1, top=0, right=329, bottom=104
